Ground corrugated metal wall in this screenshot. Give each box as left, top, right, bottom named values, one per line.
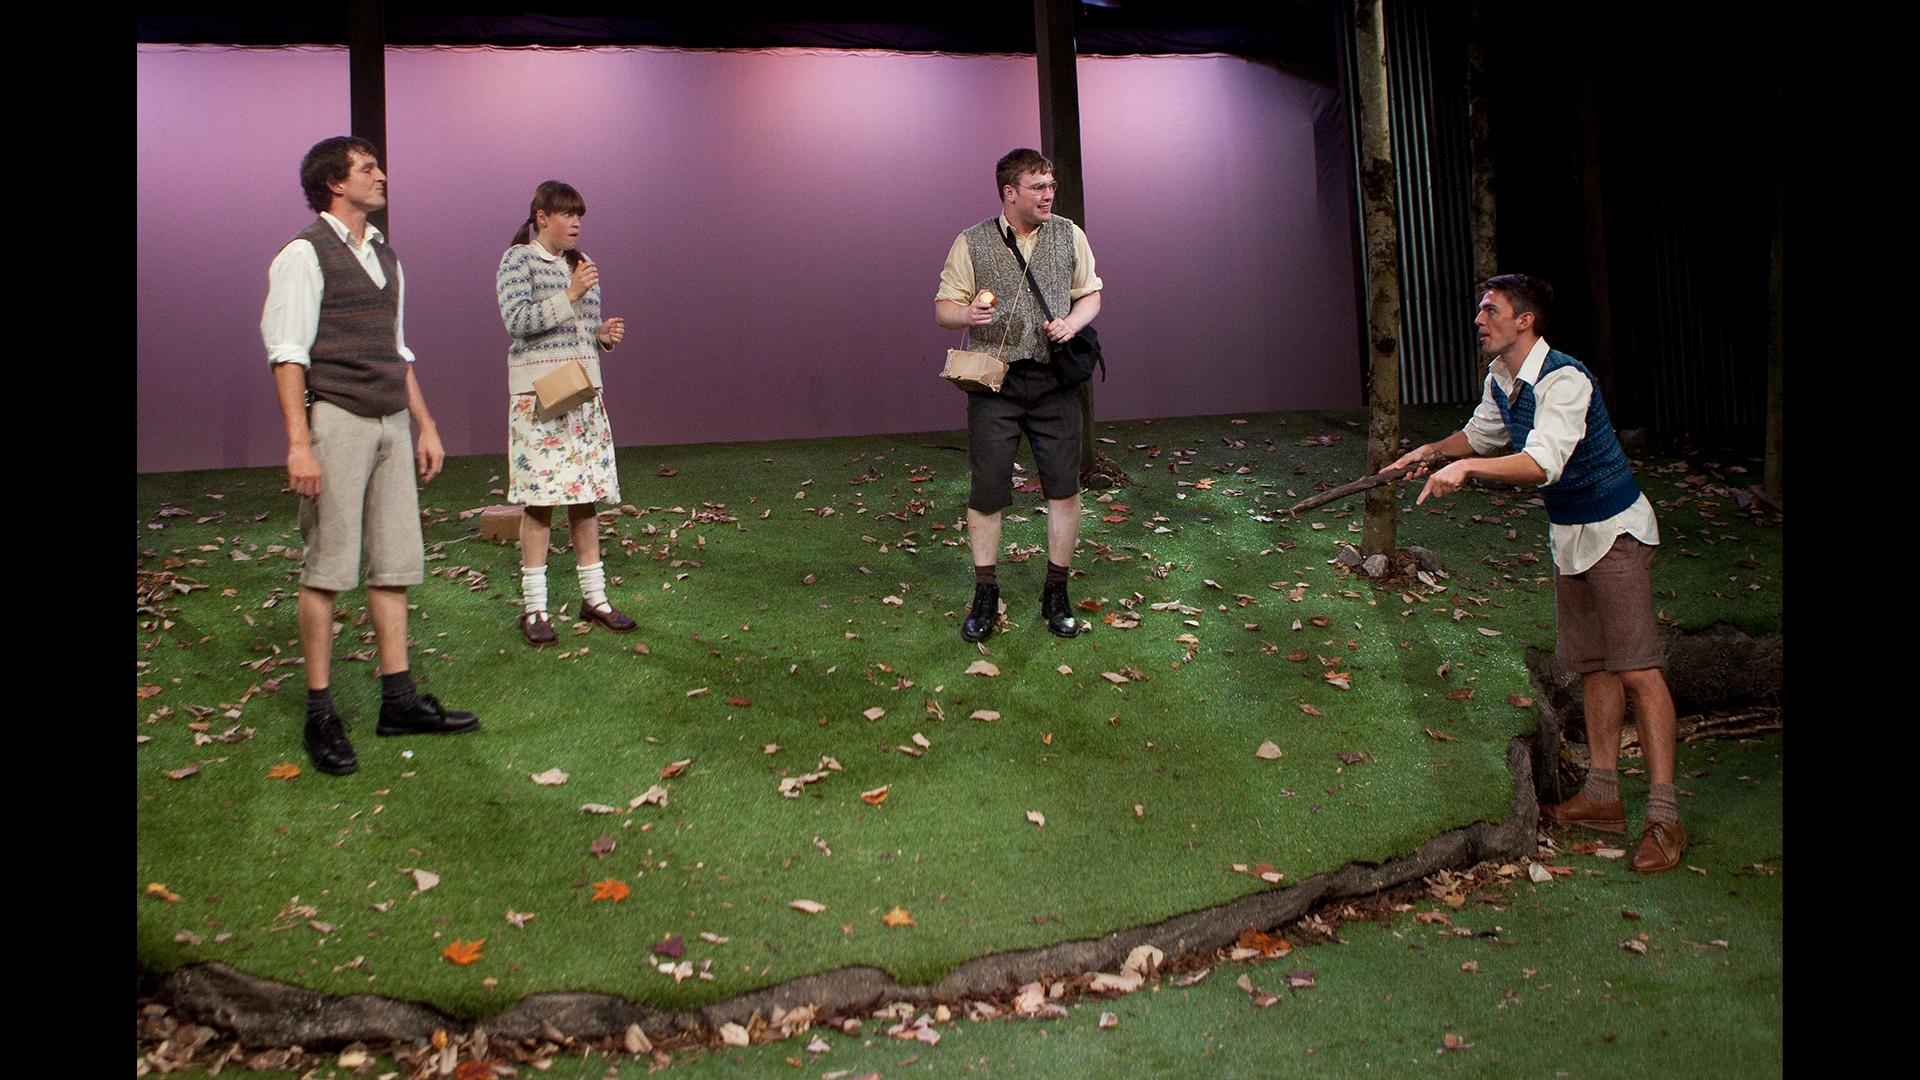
left=1383, top=0, right=1479, bottom=404
left=1338, top=0, right=1480, bottom=406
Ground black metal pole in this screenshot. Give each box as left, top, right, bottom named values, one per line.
left=349, top=0, right=389, bottom=238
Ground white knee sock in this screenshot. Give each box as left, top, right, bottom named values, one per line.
left=578, top=561, right=609, bottom=609
left=521, top=565, right=549, bottom=617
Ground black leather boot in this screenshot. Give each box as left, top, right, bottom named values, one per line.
left=1041, top=580, right=1081, bottom=638
left=961, top=582, right=1000, bottom=643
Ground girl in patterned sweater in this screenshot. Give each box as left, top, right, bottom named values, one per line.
left=496, top=181, right=634, bottom=646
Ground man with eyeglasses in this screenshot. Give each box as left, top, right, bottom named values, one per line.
left=934, top=148, right=1104, bottom=643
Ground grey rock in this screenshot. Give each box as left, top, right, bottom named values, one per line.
left=1362, top=554, right=1389, bottom=578
left=1525, top=622, right=1782, bottom=801
left=1333, top=545, right=1362, bottom=568
left=1405, top=545, right=1444, bottom=574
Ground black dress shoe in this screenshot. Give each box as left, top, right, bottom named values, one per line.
left=1040, top=580, right=1082, bottom=638
left=304, top=709, right=359, bottom=775
left=579, top=600, right=638, bottom=632
left=377, top=693, right=481, bottom=737
left=961, top=582, right=999, bottom=643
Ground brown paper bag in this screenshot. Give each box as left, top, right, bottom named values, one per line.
left=532, top=359, right=595, bottom=418
left=942, top=349, right=1009, bottom=393
left=478, top=504, right=523, bottom=542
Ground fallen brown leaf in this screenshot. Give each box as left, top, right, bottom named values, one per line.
left=882, top=906, right=915, bottom=928
left=860, top=785, right=891, bottom=806
left=265, top=762, right=301, bottom=780
left=442, top=938, right=484, bottom=965
left=591, top=879, right=630, bottom=902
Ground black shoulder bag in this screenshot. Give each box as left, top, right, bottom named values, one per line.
left=1001, top=224, right=1105, bottom=388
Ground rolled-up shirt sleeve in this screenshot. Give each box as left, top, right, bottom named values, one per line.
left=935, top=233, right=974, bottom=305
left=1518, top=367, right=1591, bottom=485
left=1462, top=373, right=1513, bottom=457
left=1069, top=223, right=1102, bottom=299
left=393, top=263, right=416, bottom=363
left=262, top=241, right=321, bottom=367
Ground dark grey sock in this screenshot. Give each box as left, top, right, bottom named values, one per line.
left=1045, top=561, right=1070, bottom=586
left=1646, top=783, right=1679, bottom=824
left=380, top=670, right=417, bottom=711
left=306, top=686, right=334, bottom=721
left=1583, top=766, right=1620, bottom=805
left=975, top=564, right=998, bottom=587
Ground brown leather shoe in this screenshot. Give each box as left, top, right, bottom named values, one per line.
left=579, top=600, right=637, bottom=633
left=521, top=612, right=557, bottom=647
left=1540, top=791, right=1627, bottom=833
left=1630, top=819, right=1688, bottom=873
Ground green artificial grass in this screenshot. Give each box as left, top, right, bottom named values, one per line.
left=136, top=406, right=1782, bottom=1019
left=151, top=733, right=1784, bottom=1077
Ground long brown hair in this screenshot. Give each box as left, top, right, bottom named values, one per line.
left=510, top=181, right=588, bottom=268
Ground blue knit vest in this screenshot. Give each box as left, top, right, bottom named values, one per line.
left=1492, top=350, right=1641, bottom=525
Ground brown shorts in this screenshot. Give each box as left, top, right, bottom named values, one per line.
left=1554, top=535, right=1664, bottom=673
left=297, top=401, right=425, bottom=593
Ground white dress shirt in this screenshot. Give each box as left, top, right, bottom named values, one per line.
left=1461, top=338, right=1658, bottom=575
left=262, top=212, right=415, bottom=367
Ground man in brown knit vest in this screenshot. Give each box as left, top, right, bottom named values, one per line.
left=935, top=149, right=1104, bottom=644
left=262, top=136, right=480, bottom=776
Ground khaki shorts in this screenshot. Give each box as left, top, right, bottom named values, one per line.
left=297, top=400, right=424, bottom=592
left=1553, top=534, right=1664, bottom=674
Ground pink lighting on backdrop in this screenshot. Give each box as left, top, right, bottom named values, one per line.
left=137, top=45, right=1357, bottom=473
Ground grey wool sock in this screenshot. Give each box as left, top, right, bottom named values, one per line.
left=1646, top=783, right=1679, bottom=824
left=1582, top=766, right=1620, bottom=805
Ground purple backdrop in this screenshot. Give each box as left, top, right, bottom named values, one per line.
left=137, top=45, right=1357, bottom=473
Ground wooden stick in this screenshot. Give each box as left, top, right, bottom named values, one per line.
left=1285, top=462, right=1443, bottom=517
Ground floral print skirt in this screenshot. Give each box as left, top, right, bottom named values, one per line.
left=507, top=392, right=622, bottom=506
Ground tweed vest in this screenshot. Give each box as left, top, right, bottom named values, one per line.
left=963, top=216, right=1076, bottom=363
left=296, top=220, right=408, bottom=417
left=1493, top=349, right=1642, bottom=525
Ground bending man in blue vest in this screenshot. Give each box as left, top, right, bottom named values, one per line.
left=934, top=148, right=1104, bottom=643
left=263, top=136, right=481, bottom=776
left=1388, top=274, right=1683, bottom=873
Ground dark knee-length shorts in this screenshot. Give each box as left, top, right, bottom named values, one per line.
left=966, top=361, right=1081, bottom=513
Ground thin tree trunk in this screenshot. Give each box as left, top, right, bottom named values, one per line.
left=1354, top=0, right=1403, bottom=557
left=1465, top=0, right=1497, bottom=283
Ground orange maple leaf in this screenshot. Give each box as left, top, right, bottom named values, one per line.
left=882, top=906, right=915, bottom=928
left=454, top=1062, right=498, bottom=1080
left=266, top=762, right=301, bottom=780
left=145, top=882, right=181, bottom=903
left=860, top=785, right=890, bottom=806
left=591, top=878, right=631, bottom=902
left=442, top=938, right=485, bottom=965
